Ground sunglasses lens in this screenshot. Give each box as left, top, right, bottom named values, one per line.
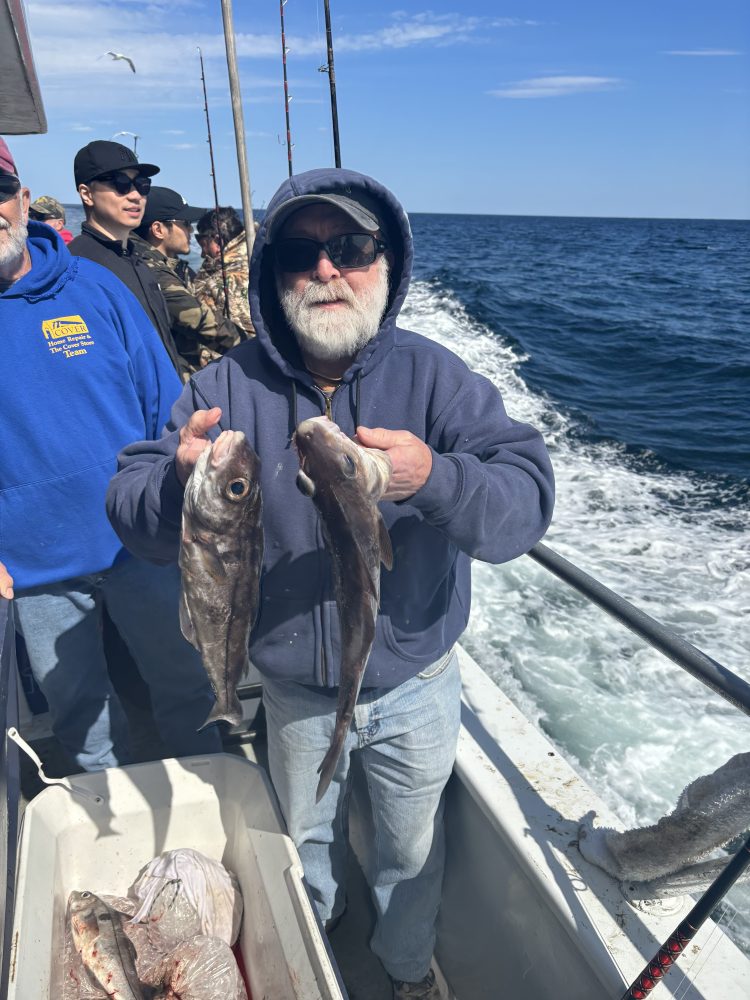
left=0, top=177, right=21, bottom=204
left=276, top=239, right=320, bottom=272
left=276, top=234, right=378, bottom=272
left=100, top=172, right=150, bottom=196
left=330, top=234, right=377, bottom=268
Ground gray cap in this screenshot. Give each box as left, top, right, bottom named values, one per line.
left=265, top=192, right=381, bottom=244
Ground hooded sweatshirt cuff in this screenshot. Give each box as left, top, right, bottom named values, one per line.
left=158, top=459, right=186, bottom=527
left=404, top=450, right=463, bottom=523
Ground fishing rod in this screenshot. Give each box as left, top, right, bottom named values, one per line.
left=620, top=832, right=750, bottom=998
left=318, top=0, right=341, bottom=167
left=279, top=0, right=293, bottom=176
left=197, top=46, right=231, bottom=320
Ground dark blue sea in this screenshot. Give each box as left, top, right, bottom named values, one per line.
left=64, top=204, right=750, bottom=947
left=410, top=213, right=750, bottom=487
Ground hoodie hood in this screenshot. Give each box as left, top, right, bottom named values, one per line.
left=2, top=220, right=78, bottom=302
left=249, top=167, right=413, bottom=383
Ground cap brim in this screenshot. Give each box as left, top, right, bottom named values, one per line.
left=178, top=205, right=206, bottom=223
left=136, top=163, right=160, bottom=178
left=266, top=193, right=380, bottom=243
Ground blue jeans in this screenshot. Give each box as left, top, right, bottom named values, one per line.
left=262, top=648, right=461, bottom=983
left=13, top=556, right=222, bottom=770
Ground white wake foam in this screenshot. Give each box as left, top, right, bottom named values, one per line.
left=401, top=279, right=750, bottom=950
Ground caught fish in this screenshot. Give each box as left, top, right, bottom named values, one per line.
left=68, top=890, right=145, bottom=999
left=294, top=416, right=393, bottom=802
left=180, top=429, right=264, bottom=728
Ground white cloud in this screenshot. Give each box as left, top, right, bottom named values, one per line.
left=489, top=75, right=623, bottom=99
left=70, top=124, right=94, bottom=132
left=162, top=129, right=186, bottom=135
left=663, top=49, right=743, bottom=57
left=167, top=142, right=198, bottom=150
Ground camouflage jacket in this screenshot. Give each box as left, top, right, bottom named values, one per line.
left=193, top=231, right=255, bottom=337
left=131, top=235, right=245, bottom=376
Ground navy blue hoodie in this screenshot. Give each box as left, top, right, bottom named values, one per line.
left=107, top=169, right=555, bottom=688
left=1, top=222, right=182, bottom=590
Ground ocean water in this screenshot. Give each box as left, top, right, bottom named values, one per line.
left=60, top=206, right=750, bottom=955
left=404, top=212, right=750, bottom=958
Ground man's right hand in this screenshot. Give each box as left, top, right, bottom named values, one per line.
left=175, top=407, right=223, bottom=486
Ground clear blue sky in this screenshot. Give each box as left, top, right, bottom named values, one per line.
left=9, top=0, right=750, bottom=219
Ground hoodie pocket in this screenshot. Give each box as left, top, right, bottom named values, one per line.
left=0, top=459, right=122, bottom=589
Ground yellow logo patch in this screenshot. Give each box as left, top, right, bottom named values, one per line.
left=42, top=315, right=89, bottom=339
left=42, top=315, right=95, bottom=359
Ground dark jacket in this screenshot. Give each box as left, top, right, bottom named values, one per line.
left=106, top=168, right=555, bottom=689
left=69, top=222, right=184, bottom=377
left=1, top=222, right=182, bottom=590
left=130, top=234, right=244, bottom=373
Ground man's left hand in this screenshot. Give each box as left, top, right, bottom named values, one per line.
left=355, top=426, right=432, bottom=501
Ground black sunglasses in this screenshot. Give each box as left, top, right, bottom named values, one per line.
left=0, top=176, right=21, bottom=204
left=275, top=233, right=388, bottom=272
left=95, top=171, right=151, bottom=196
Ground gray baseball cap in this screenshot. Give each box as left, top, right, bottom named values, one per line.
left=265, top=192, right=381, bottom=244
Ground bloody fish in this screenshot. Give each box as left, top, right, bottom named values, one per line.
left=68, top=890, right=145, bottom=1000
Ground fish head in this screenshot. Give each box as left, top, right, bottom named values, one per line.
left=68, top=890, right=99, bottom=918
left=184, top=430, right=262, bottom=531
left=294, top=416, right=391, bottom=500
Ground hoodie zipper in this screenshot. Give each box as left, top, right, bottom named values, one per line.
left=316, top=384, right=339, bottom=685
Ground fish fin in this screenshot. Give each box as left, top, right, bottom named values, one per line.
left=194, top=541, right=229, bottom=582
left=378, top=514, right=393, bottom=571
left=199, top=693, right=243, bottom=730
left=179, top=589, right=198, bottom=648
left=296, top=469, right=316, bottom=497
left=316, top=738, right=344, bottom=803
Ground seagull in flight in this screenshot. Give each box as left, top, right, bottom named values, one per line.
left=101, top=51, right=136, bottom=73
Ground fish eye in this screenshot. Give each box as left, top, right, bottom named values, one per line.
left=342, top=454, right=356, bottom=477
left=81, top=891, right=91, bottom=898
left=225, top=478, right=250, bottom=500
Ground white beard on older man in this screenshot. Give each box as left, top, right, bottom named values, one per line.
left=276, top=255, right=390, bottom=363
left=0, top=208, right=27, bottom=268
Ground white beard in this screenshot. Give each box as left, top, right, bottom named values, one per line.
left=0, top=207, right=28, bottom=268
left=276, top=255, right=390, bottom=363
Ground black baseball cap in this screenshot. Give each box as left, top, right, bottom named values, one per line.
left=141, top=186, right=205, bottom=227
left=74, top=140, right=160, bottom=187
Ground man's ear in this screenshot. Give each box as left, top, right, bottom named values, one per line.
left=150, top=220, right=167, bottom=240
left=21, top=187, right=30, bottom=222
left=78, top=183, right=94, bottom=208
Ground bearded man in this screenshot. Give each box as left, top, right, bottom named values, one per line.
left=107, top=168, right=555, bottom=1000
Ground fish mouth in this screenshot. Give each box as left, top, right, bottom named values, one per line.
left=210, top=429, right=242, bottom=466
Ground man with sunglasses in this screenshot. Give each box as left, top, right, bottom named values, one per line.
left=107, top=167, right=554, bottom=1000
left=131, top=186, right=244, bottom=373
left=0, top=136, right=221, bottom=774
left=69, top=141, right=184, bottom=378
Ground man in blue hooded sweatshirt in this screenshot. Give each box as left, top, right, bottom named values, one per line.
left=0, top=137, right=221, bottom=772
left=107, top=167, right=555, bottom=999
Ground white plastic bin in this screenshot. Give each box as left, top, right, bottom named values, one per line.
left=8, top=753, right=345, bottom=999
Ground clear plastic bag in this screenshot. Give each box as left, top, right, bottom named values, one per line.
left=130, top=849, right=243, bottom=948
left=149, top=935, right=249, bottom=1000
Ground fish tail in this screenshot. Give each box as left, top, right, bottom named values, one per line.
left=315, top=723, right=349, bottom=803
left=198, top=693, right=243, bottom=730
